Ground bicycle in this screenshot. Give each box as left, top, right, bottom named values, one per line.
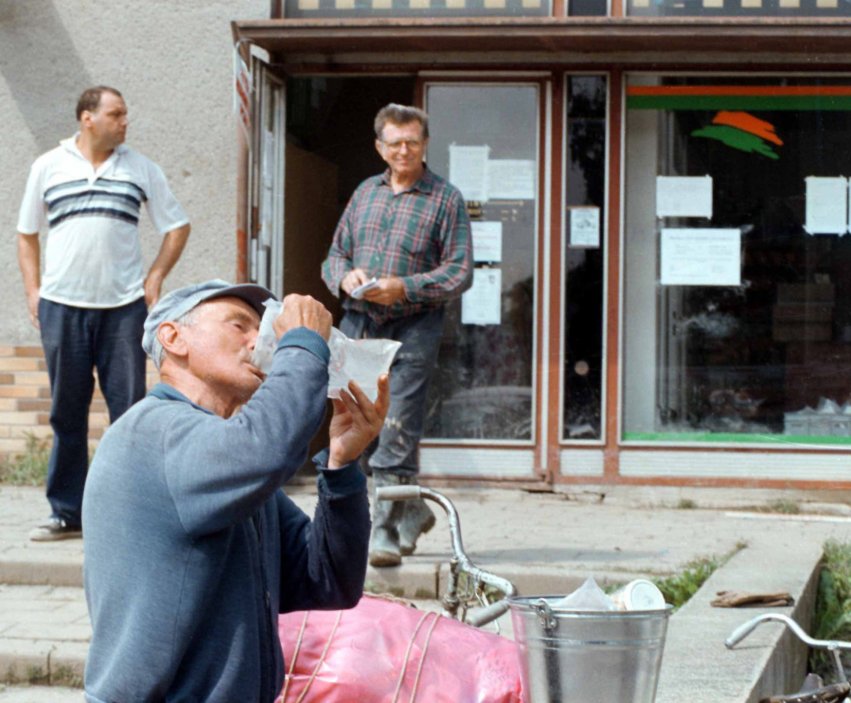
left=726, top=613, right=851, bottom=703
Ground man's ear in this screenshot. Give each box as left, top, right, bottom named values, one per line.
left=158, top=321, right=188, bottom=361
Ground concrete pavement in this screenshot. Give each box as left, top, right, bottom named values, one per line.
left=2, top=481, right=851, bottom=701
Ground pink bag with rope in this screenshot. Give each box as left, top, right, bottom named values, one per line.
left=276, top=594, right=524, bottom=702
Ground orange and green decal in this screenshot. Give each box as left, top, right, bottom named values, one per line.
left=692, top=111, right=783, bottom=160
left=711, top=111, right=783, bottom=145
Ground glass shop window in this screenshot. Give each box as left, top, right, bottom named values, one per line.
left=623, top=75, right=851, bottom=446
left=627, top=0, right=851, bottom=18
left=284, top=0, right=550, bottom=18
left=568, top=0, right=608, bottom=16
left=563, top=75, right=608, bottom=441
left=423, top=83, right=540, bottom=441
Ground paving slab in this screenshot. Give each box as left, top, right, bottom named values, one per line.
left=0, top=686, right=83, bottom=702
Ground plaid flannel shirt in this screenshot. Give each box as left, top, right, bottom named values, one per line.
left=321, top=167, right=473, bottom=325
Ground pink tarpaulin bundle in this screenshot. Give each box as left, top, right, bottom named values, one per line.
left=277, top=594, right=525, bottom=702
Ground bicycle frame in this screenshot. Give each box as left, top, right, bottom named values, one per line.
left=376, top=485, right=517, bottom=627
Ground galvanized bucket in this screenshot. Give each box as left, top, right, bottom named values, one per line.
left=508, top=596, right=672, bottom=703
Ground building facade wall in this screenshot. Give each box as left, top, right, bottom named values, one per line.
left=0, top=0, right=268, bottom=348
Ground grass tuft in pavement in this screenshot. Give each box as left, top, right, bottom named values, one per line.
left=0, top=433, right=49, bottom=486
left=811, top=539, right=851, bottom=682
left=652, top=541, right=747, bottom=610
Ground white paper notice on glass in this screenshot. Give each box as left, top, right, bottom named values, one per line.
left=487, top=159, right=536, bottom=200
left=660, top=228, right=741, bottom=286
left=449, top=144, right=490, bottom=203
left=805, top=176, right=848, bottom=235
left=471, top=221, right=502, bottom=263
left=569, top=206, right=600, bottom=248
left=462, top=268, right=502, bottom=326
left=656, top=176, right=713, bottom=219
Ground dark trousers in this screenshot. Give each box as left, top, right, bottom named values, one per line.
left=38, top=298, right=148, bottom=525
left=340, top=307, right=445, bottom=477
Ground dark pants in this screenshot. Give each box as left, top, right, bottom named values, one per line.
left=38, top=298, right=148, bottom=525
left=340, top=307, right=445, bottom=478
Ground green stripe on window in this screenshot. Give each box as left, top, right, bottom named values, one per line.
left=627, top=95, right=851, bottom=110
left=622, top=431, right=851, bottom=444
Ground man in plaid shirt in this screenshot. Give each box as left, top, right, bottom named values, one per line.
left=321, top=103, right=472, bottom=567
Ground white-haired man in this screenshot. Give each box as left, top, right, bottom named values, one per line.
left=82, top=280, right=388, bottom=702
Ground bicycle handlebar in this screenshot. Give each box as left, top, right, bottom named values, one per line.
left=375, top=486, right=423, bottom=501
left=466, top=599, right=512, bottom=628
left=375, top=485, right=517, bottom=606
left=726, top=613, right=851, bottom=652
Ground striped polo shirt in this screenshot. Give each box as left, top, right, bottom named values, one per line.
left=17, top=136, right=188, bottom=308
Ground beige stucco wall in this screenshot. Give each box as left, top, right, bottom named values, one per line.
left=0, top=0, right=268, bottom=345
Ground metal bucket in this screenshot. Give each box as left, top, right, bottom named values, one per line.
left=508, top=596, right=672, bottom=703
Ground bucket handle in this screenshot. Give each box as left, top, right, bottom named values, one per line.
left=533, top=598, right=558, bottom=631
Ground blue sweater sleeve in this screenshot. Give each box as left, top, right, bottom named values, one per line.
left=162, top=329, right=332, bottom=537
left=277, top=453, right=370, bottom=612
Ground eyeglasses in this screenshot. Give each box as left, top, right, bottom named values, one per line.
left=380, top=138, right=424, bottom=151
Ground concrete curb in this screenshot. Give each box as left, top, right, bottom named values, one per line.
left=657, top=534, right=823, bottom=703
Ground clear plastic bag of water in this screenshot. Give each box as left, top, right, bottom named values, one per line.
left=252, top=301, right=400, bottom=402
left=327, top=327, right=400, bottom=402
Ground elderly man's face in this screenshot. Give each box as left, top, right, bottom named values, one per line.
left=376, top=120, right=427, bottom=181
left=180, top=297, right=264, bottom=408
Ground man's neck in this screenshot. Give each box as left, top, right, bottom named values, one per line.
left=75, top=133, right=115, bottom=170
left=390, top=165, right=424, bottom=194
left=159, top=368, right=239, bottom=419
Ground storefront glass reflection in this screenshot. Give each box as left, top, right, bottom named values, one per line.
left=627, top=0, right=851, bottom=17
left=563, top=75, right=607, bottom=441
left=423, top=84, right=539, bottom=441
left=624, top=76, right=851, bottom=445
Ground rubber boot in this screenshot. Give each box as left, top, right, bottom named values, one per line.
left=398, top=478, right=436, bottom=557
left=368, top=470, right=403, bottom=568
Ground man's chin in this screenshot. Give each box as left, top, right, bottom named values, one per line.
left=233, top=383, right=260, bottom=408
left=248, top=366, right=266, bottom=384
left=243, top=370, right=266, bottom=397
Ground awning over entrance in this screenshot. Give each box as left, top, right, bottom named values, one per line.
left=232, top=17, right=851, bottom=62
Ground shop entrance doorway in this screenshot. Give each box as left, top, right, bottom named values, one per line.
left=282, top=76, right=418, bottom=317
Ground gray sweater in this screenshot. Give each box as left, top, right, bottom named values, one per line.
left=82, top=328, right=370, bottom=703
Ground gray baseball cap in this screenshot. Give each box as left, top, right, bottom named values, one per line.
left=142, top=279, right=275, bottom=367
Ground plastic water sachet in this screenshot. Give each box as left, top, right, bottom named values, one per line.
left=252, top=300, right=282, bottom=373
left=327, top=327, right=401, bottom=402
left=551, top=577, right=666, bottom=612
left=350, top=277, right=379, bottom=300
left=552, top=576, right=617, bottom=611
left=251, top=302, right=400, bottom=402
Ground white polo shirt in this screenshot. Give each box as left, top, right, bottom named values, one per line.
left=17, top=136, right=189, bottom=309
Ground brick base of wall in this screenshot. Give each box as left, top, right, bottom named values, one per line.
left=0, top=345, right=157, bottom=463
